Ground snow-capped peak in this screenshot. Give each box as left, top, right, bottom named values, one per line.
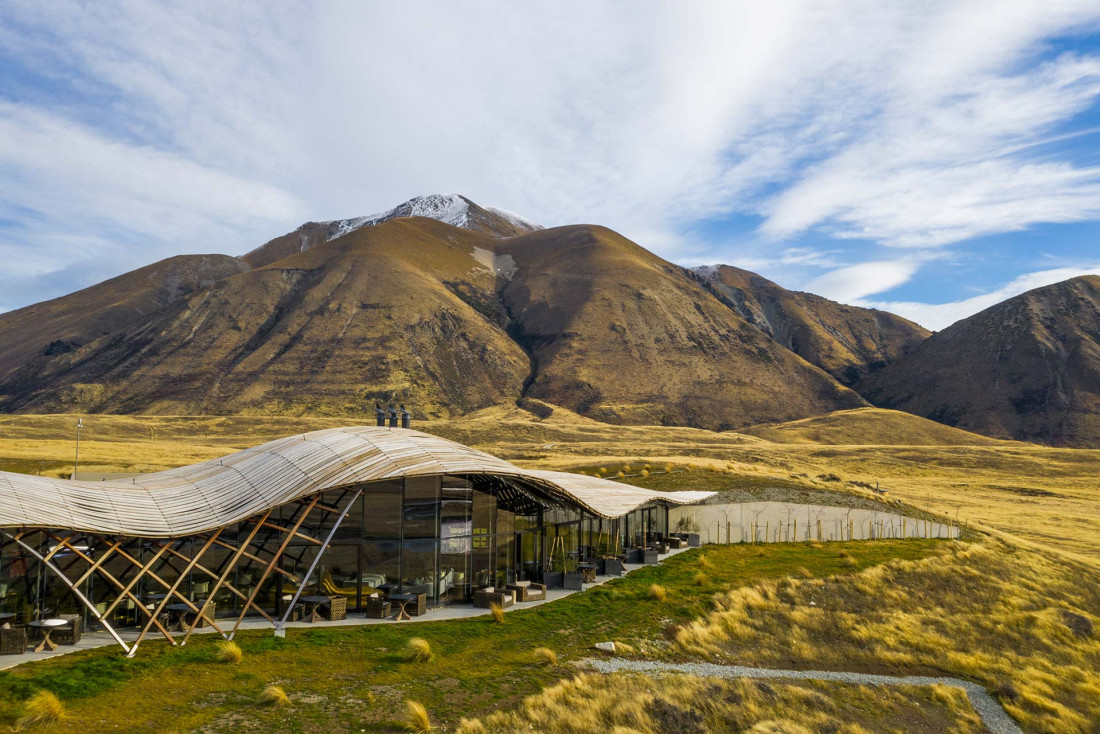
left=323, top=194, right=541, bottom=242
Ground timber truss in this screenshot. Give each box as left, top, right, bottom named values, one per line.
left=1, top=487, right=362, bottom=656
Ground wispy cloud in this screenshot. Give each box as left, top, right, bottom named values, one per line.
left=863, top=264, right=1100, bottom=330
left=1, top=1, right=1100, bottom=316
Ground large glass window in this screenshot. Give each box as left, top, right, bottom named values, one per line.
left=363, top=480, right=402, bottom=539
left=403, top=477, right=440, bottom=539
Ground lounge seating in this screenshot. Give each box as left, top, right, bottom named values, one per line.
left=0, top=625, right=26, bottom=655
left=364, top=593, right=391, bottom=619
left=667, top=536, right=687, bottom=549
left=53, top=615, right=82, bottom=645
left=473, top=587, right=514, bottom=609
left=324, top=596, right=347, bottom=621
left=507, top=581, right=546, bottom=602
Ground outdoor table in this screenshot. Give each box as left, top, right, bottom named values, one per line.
left=0, top=612, right=15, bottom=626
left=29, top=619, right=68, bottom=652
left=578, top=563, right=597, bottom=583
left=164, top=603, right=193, bottom=632
left=388, top=593, right=417, bottom=621
left=300, top=595, right=331, bottom=623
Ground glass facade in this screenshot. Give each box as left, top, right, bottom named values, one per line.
left=0, top=475, right=672, bottom=628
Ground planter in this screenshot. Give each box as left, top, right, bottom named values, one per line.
left=687, top=533, right=701, bottom=548
left=563, top=572, right=584, bottom=591
left=643, top=549, right=659, bottom=565
left=600, top=557, right=624, bottom=576
left=543, top=571, right=564, bottom=589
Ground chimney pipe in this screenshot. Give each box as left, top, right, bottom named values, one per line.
left=375, top=403, right=386, bottom=427
left=388, top=406, right=398, bottom=428
left=400, top=405, right=411, bottom=429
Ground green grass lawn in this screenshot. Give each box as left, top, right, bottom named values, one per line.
left=0, top=540, right=946, bottom=733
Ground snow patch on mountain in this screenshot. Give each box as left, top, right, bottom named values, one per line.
left=484, top=205, right=542, bottom=232
left=325, top=194, right=472, bottom=242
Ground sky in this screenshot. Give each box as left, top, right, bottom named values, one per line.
left=2, top=1, right=1100, bottom=330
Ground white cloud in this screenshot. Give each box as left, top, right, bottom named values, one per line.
left=863, top=264, right=1100, bottom=330
left=1, top=1, right=1100, bottom=311
left=804, top=260, right=923, bottom=302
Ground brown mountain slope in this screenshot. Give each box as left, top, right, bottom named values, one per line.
left=0, top=254, right=248, bottom=385
left=858, top=275, right=1100, bottom=447
left=494, top=225, right=867, bottom=429
left=242, top=194, right=537, bottom=268
left=695, top=265, right=929, bottom=384
left=0, top=218, right=530, bottom=416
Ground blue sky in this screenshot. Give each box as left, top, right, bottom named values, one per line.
left=2, top=2, right=1100, bottom=330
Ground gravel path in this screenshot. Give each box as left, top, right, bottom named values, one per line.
left=584, top=657, right=1023, bottom=734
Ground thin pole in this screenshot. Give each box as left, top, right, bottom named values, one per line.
left=73, top=418, right=83, bottom=479
left=275, top=488, right=363, bottom=635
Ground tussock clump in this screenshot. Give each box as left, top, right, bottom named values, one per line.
left=797, top=566, right=814, bottom=578
left=16, top=690, right=65, bottom=729
left=489, top=602, right=506, bottom=623
left=404, top=699, right=432, bottom=732
left=215, top=639, right=243, bottom=664
left=533, top=647, right=558, bottom=666
left=258, top=685, right=289, bottom=707
left=404, top=637, right=433, bottom=663
left=648, top=584, right=667, bottom=602
left=693, top=572, right=708, bottom=586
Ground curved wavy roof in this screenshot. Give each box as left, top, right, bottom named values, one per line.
left=0, top=426, right=713, bottom=537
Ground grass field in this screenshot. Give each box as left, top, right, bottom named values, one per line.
left=1, top=406, right=1098, bottom=731
left=0, top=542, right=945, bottom=732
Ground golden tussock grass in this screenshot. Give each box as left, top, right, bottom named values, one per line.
left=676, top=540, right=1100, bottom=734
left=693, top=571, right=708, bottom=586
left=404, top=637, right=433, bottom=663
left=533, top=647, right=557, bottom=666
left=214, top=639, right=242, bottom=664
left=16, top=690, right=66, bottom=730
left=257, top=685, right=289, bottom=708
left=404, top=699, right=432, bottom=732
left=647, top=584, right=667, bottom=601
left=488, top=602, right=505, bottom=623
left=453, top=672, right=984, bottom=733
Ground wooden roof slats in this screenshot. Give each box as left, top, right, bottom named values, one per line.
left=0, top=427, right=715, bottom=536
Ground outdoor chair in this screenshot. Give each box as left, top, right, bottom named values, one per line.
left=364, top=593, right=391, bottom=619
left=0, top=625, right=26, bottom=655
left=473, top=587, right=515, bottom=609
left=506, top=581, right=546, bottom=602
left=324, top=596, right=348, bottom=621
left=53, top=615, right=82, bottom=645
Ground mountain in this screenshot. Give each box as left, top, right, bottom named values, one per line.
left=0, top=197, right=868, bottom=427
left=693, top=265, right=929, bottom=384
left=0, top=218, right=530, bottom=416
left=742, top=407, right=1004, bottom=446
left=494, top=225, right=866, bottom=428
left=242, top=193, right=540, bottom=268
left=0, top=254, right=249, bottom=387
left=858, top=275, right=1100, bottom=446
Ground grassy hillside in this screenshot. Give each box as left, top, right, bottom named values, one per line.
left=742, top=407, right=1005, bottom=446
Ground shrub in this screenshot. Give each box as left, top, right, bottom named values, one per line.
left=649, top=584, right=667, bottom=601
left=16, top=690, right=65, bottom=729
left=533, top=647, right=558, bottom=666
left=640, top=469, right=650, bottom=477
left=598, top=467, right=608, bottom=475
left=215, top=639, right=243, bottom=664
left=664, top=464, right=673, bottom=473
left=258, top=685, right=289, bottom=708
left=489, top=602, right=505, bottom=624
left=621, top=464, right=631, bottom=472
left=694, top=572, right=708, bottom=586
left=405, top=637, right=433, bottom=663
left=405, top=699, right=432, bottom=732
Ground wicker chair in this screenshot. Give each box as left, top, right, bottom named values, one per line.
left=473, top=587, right=515, bottom=609
left=506, top=581, right=546, bottom=602
left=324, top=596, right=347, bottom=621
left=364, top=593, right=391, bottom=619
left=53, top=615, right=82, bottom=645
left=0, top=626, right=26, bottom=655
